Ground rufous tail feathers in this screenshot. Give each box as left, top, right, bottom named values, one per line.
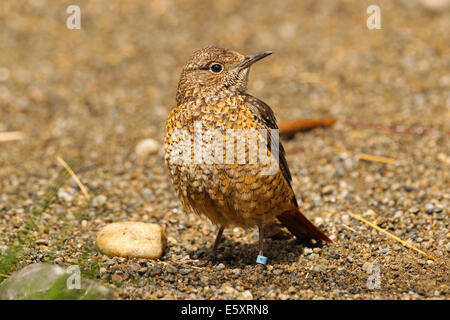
left=277, top=207, right=332, bottom=243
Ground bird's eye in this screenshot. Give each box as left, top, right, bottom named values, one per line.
left=209, top=63, right=223, bottom=74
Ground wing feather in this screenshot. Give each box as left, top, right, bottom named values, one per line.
left=243, top=94, right=299, bottom=207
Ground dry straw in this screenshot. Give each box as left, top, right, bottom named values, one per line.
left=348, top=212, right=437, bottom=261
left=56, top=156, right=90, bottom=202
left=0, top=131, right=25, bottom=142
left=341, top=224, right=357, bottom=233
left=356, top=153, right=397, bottom=165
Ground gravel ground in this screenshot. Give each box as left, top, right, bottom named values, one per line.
left=0, top=0, right=449, bottom=299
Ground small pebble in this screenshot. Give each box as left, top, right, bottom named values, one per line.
left=216, top=263, right=225, bottom=271
left=364, top=209, right=376, bottom=217
left=35, top=239, right=48, bottom=245
left=232, top=269, right=241, bottom=276
left=166, top=265, right=178, bottom=274
left=135, top=138, right=160, bottom=161
left=179, top=268, right=192, bottom=275
left=273, top=269, right=283, bottom=275
left=149, top=267, right=162, bottom=276
left=106, top=260, right=115, bottom=266
left=141, top=188, right=154, bottom=202
left=425, top=204, right=434, bottom=214
left=314, top=217, right=323, bottom=225
left=278, top=293, right=290, bottom=300
left=92, top=195, right=107, bottom=207
left=328, top=249, right=340, bottom=259
left=341, top=214, right=350, bottom=224
left=308, top=253, right=318, bottom=260
left=138, top=267, right=148, bottom=275
left=57, top=190, right=73, bottom=203
left=394, top=211, right=403, bottom=218
left=322, top=185, right=334, bottom=195
left=239, top=290, right=253, bottom=300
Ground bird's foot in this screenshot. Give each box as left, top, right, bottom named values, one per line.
left=207, top=250, right=222, bottom=265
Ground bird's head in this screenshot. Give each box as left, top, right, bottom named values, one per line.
left=176, top=46, right=272, bottom=105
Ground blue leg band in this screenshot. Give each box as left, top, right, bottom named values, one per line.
left=256, top=255, right=268, bottom=265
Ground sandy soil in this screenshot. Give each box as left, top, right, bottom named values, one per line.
left=0, top=0, right=448, bottom=299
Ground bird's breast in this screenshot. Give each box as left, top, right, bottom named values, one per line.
left=164, top=95, right=293, bottom=226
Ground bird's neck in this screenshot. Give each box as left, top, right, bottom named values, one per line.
left=176, top=84, right=246, bottom=106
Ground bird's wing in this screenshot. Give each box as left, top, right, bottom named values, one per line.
left=243, top=94, right=331, bottom=243
left=243, top=94, right=298, bottom=207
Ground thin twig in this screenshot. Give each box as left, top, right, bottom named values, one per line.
left=56, top=156, right=90, bottom=202
left=348, top=212, right=437, bottom=261
left=0, top=131, right=25, bottom=142
left=341, top=224, right=357, bottom=233
left=279, top=118, right=336, bottom=137
left=357, top=153, right=397, bottom=165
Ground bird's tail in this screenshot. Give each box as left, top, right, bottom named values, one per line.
left=277, top=207, right=332, bottom=243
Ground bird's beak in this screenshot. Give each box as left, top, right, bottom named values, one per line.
left=239, top=51, right=272, bottom=69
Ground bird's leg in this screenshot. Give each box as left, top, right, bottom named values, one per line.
left=210, top=225, right=224, bottom=262
left=255, top=223, right=268, bottom=267
left=258, top=224, right=264, bottom=256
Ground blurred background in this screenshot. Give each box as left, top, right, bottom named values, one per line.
left=1, top=0, right=448, bottom=166
left=0, top=0, right=448, bottom=300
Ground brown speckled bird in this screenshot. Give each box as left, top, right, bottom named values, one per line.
left=165, top=46, right=331, bottom=262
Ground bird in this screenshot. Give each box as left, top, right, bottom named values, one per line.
left=164, top=46, right=331, bottom=263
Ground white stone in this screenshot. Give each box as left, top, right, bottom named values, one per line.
left=96, top=222, right=167, bottom=259
left=135, top=138, right=160, bottom=161
left=220, top=284, right=238, bottom=296
left=420, top=0, right=450, bottom=11
left=92, top=194, right=107, bottom=207
left=341, top=214, right=350, bottom=224
left=394, top=211, right=403, bottom=218
left=278, top=293, right=290, bottom=300
left=57, top=189, right=73, bottom=203
left=238, top=290, right=253, bottom=300
left=314, top=217, right=323, bottom=225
